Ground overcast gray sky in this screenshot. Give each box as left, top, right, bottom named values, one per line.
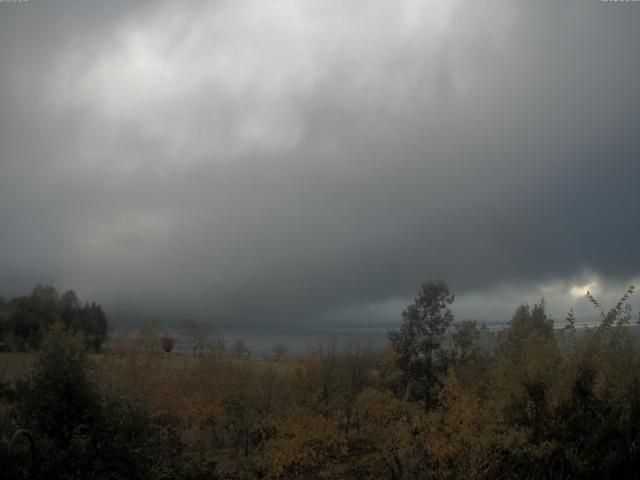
left=1, top=0, right=639, bottom=327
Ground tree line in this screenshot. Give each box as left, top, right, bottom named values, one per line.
left=0, top=285, right=108, bottom=352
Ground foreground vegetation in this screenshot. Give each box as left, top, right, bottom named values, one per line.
left=2, top=281, right=640, bottom=479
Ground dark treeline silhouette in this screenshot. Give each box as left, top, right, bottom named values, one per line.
left=1, top=281, right=640, bottom=479
left=0, top=284, right=108, bottom=352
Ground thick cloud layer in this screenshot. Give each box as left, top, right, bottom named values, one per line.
left=1, top=0, right=639, bottom=326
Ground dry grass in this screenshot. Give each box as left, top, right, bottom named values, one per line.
left=0, top=350, right=301, bottom=388
left=0, top=352, right=35, bottom=384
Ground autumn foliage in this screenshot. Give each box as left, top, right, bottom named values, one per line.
left=2, top=284, right=640, bottom=479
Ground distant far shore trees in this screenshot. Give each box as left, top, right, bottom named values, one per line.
left=0, top=284, right=108, bottom=351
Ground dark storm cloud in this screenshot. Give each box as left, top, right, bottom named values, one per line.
left=1, top=0, right=639, bottom=325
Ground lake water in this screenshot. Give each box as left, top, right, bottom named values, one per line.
left=123, top=321, right=640, bottom=358
left=174, top=326, right=392, bottom=357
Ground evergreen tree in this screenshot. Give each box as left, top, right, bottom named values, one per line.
left=388, top=280, right=454, bottom=408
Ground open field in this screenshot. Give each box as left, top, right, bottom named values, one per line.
left=0, top=351, right=300, bottom=386
left=0, top=352, right=34, bottom=384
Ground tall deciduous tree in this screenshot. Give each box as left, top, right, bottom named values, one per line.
left=498, top=300, right=554, bottom=355
left=18, top=322, right=100, bottom=457
left=388, top=280, right=454, bottom=408
left=452, top=319, right=482, bottom=361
